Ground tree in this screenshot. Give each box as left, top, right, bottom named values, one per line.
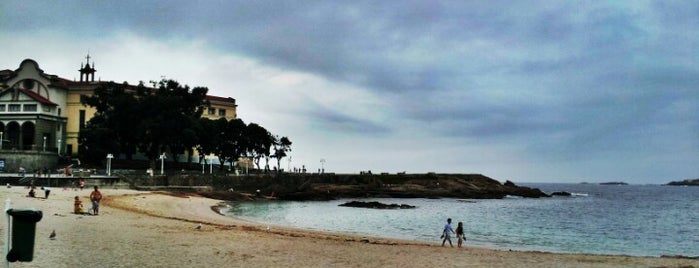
left=81, top=80, right=208, bottom=167
left=245, top=123, right=274, bottom=170
left=217, top=118, right=247, bottom=171
left=134, top=80, right=208, bottom=166
left=272, top=136, right=292, bottom=172
left=80, top=82, right=143, bottom=161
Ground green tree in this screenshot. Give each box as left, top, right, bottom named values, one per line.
left=272, top=136, right=292, bottom=172
left=135, top=80, right=208, bottom=165
left=245, top=123, right=274, bottom=170
left=80, top=82, right=143, bottom=161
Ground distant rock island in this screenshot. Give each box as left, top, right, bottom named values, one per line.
left=667, top=179, right=699, bottom=186
left=339, top=201, right=416, bottom=209
left=599, top=182, right=629, bottom=185
left=190, top=173, right=550, bottom=201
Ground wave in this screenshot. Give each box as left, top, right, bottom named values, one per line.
left=571, top=192, right=589, bottom=197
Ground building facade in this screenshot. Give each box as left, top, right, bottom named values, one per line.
left=0, top=58, right=237, bottom=170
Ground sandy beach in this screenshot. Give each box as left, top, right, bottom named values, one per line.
left=0, top=186, right=695, bottom=268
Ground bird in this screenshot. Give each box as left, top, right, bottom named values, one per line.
left=49, top=230, right=56, bottom=240
left=195, top=223, right=202, bottom=230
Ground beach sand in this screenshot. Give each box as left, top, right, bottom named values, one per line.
left=0, top=186, right=696, bottom=268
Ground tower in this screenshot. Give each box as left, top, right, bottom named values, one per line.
left=79, top=53, right=96, bottom=82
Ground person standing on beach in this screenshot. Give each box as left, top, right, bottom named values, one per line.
left=90, top=186, right=103, bottom=215
left=441, top=218, right=455, bottom=247
left=456, top=221, right=466, bottom=248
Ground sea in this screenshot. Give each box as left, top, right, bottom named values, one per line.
left=224, top=183, right=699, bottom=257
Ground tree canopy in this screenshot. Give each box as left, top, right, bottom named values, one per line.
left=79, top=79, right=291, bottom=172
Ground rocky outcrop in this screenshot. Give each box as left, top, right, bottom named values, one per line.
left=667, top=179, right=699, bottom=186
left=339, top=201, right=416, bottom=209
left=269, top=173, right=549, bottom=200
left=599, top=182, right=628, bottom=185
left=551, top=191, right=572, bottom=196
left=147, top=173, right=549, bottom=201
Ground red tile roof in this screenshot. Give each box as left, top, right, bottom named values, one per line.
left=19, top=88, right=57, bottom=106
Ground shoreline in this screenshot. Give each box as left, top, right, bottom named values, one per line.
left=1, top=187, right=696, bottom=267
left=211, top=198, right=699, bottom=259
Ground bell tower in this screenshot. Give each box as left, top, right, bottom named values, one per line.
left=79, top=53, right=97, bottom=82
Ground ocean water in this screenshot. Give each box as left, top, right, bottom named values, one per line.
left=224, top=183, right=699, bottom=257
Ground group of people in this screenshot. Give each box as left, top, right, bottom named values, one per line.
left=440, top=218, right=467, bottom=248
left=26, top=186, right=50, bottom=199
left=73, top=186, right=103, bottom=216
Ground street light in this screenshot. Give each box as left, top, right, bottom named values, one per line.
left=106, top=153, right=114, bottom=176
left=320, top=158, right=326, bottom=174
left=205, top=155, right=214, bottom=174
left=159, top=153, right=166, bottom=175
left=42, top=136, right=46, bottom=152
left=287, top=156, right=292, bottom=173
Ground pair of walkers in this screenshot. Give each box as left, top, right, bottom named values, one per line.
left=441, top=218, right=467, bottom=248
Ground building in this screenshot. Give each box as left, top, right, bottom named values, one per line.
left=0, top=57, right=237, bottom=171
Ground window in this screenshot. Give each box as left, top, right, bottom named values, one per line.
left=218, top=109, right=226, bottom=117
left=43, top=106, right=52, bottom=112
left=8, top=104, right=21, bottom=112
left=0, top=105, right=5, bottom=112
left=24, top=104, right=37, bottom=112
left=58, top=108, right=61, bottom=116
left=208, top=108, right=216, bottom=115
left=79, top=110, right=86, bottom=130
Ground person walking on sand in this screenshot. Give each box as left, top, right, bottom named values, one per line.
left=456, top=221, right=466, bottom=248
left=441, top=218, right=455, bottom=247
left=90, top=186, right=103, bottom=215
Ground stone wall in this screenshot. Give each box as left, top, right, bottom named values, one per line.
left=0, top=151, right=57, bottom=173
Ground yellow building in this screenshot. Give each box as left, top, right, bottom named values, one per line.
left=0, top=57, right=237, bottom=158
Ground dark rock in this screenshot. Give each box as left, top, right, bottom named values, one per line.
left=339, top=201, right=416, bottom=209
left=551, top=191, right=572, bottom=196
left=504, top=180, right=516, bottom=187
left=667, top=179, right=699, bottom=186
left=599, top=182, right=628, bottom=185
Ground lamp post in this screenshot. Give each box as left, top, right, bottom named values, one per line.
left=208, top=155, right=213, bottom=174
left=159, top=153, right=166, bottom=175
left=0, top=131, right=3, bottom=150
left=287, top=156, right=292, bottom=173
left=42, top=136, right=46, bottom=152
left=106, top=154, right=113, bottom=176
left=320, top=158, right=326, bottom=174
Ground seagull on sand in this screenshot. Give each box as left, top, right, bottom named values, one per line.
left=49, top=230, right=56, bottom=240
left=195, top=223, right=202, bottom=230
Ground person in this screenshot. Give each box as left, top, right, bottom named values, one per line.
left=27, top=186, right=36, bottom=198
left=441, top=218, right=455, bottom=247
left=456, top=221, right=466, bottom=248
left=74, top=196, right=85, bottom=214
left=79, top=179, right=85, bottom=190
left=42, top=186, right=51, bottom=199
left=90, top=186, right=103, bottom=215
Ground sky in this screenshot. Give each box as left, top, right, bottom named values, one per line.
left=1, top=1, right=697, bottom=184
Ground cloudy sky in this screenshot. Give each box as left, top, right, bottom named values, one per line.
left=1, top=1, right=697, bottom=183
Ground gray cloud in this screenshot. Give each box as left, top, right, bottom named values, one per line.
left=2, top=1, right=697, bottom=181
